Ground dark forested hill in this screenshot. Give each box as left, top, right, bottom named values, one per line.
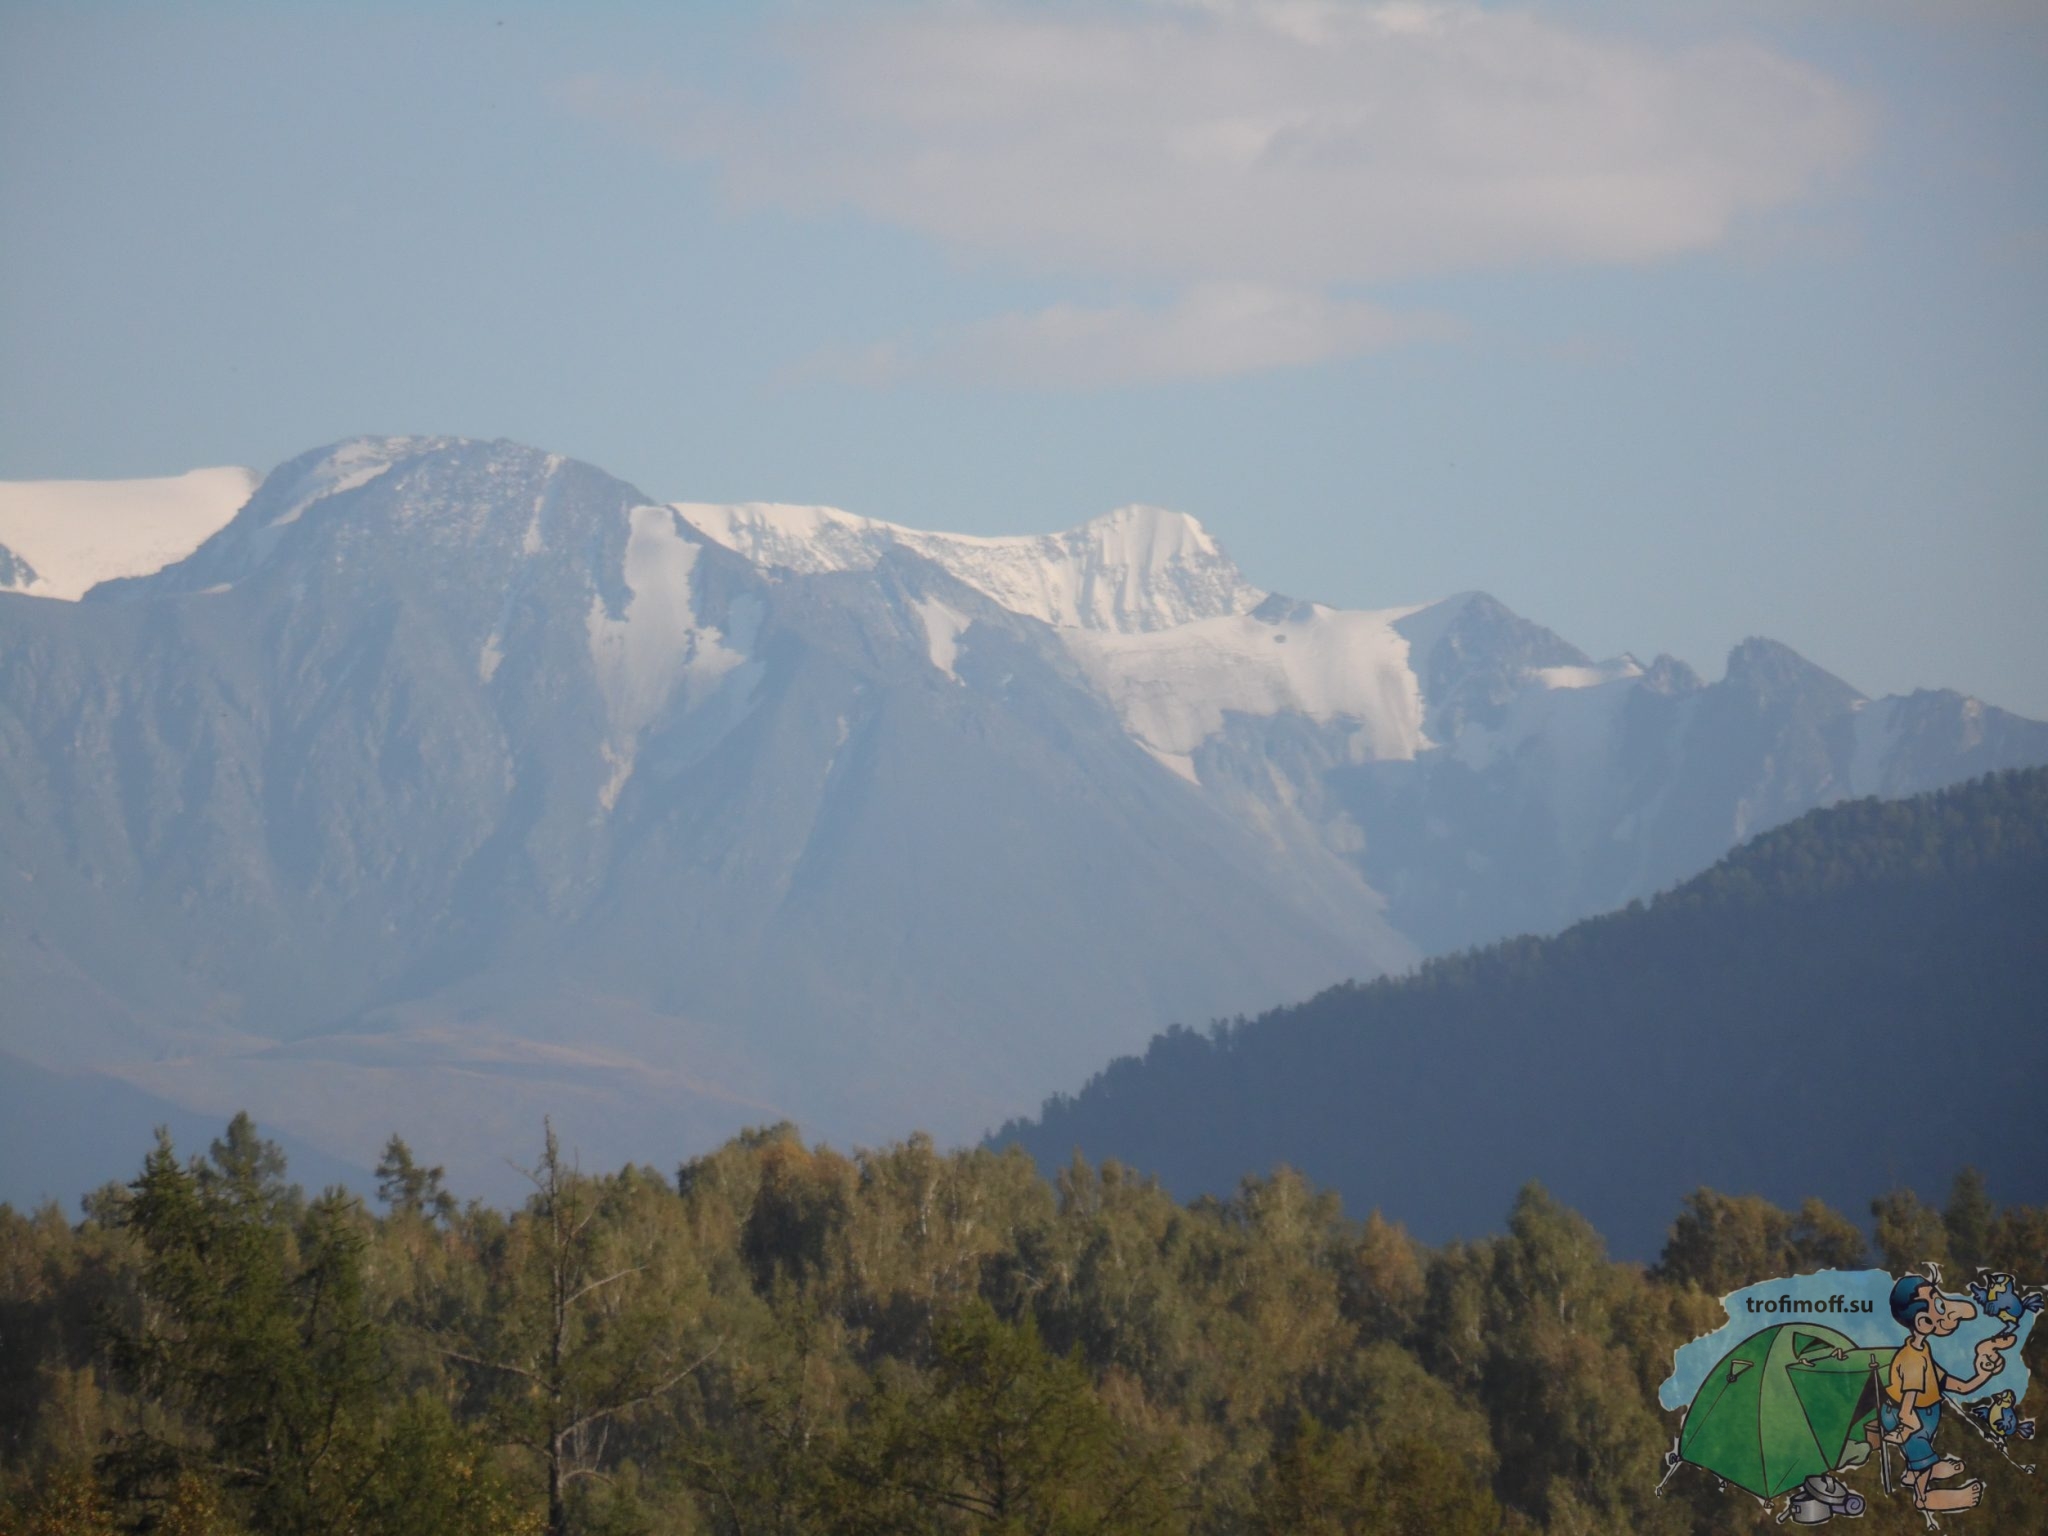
left=994, top=769, right=2048, bottom=1258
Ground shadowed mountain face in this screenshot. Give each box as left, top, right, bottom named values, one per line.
left=2, top=435, right=2043, bottom=1200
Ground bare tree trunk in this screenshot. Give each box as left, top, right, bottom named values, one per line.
left=446, top=1119, right=717, bottom=1536
left=546, top=1122, right=572, bottom=1536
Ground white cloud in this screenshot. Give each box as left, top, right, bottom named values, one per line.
left=562, top=0, right=1866, bottom=380
left=569, top=1, right=1864, bottom=283
left=805, top=285, right=1457, bottom=388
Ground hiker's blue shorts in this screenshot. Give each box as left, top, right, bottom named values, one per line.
left=1881, top=1398, right=1942, bottom=1473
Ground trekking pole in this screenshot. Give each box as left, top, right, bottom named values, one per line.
left=1653, top=1435, right=1684, bottom=1498
left=1878, top=1359, right=1894, bottom=1499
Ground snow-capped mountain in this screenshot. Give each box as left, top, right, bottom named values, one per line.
left=0, top=439, right=1408, bottom=1198
left=1, top=436, right=2042, bottom=1202
left=681, top=490, right=2048, bottom=948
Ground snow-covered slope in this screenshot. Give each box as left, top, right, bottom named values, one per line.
left=586, top=505, right=760, bottom=810
left=675, top=500, right=1262, bottom=633
left=678, top=499, right=1441, bottom=782
left=0, top=467, right=258, bottom=599
left=1064, top=594, right=1432, bottom=780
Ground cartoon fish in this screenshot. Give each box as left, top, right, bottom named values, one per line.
left=1967, top=1272, right=2045, bottom=1334
left=1964, top=1389, right=2037, bottom=1443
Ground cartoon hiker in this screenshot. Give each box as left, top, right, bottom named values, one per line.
left=1881, top=1274, right=2017, bottom=1514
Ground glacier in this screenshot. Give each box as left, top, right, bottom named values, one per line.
left=0, top=466, right=258, bottom=599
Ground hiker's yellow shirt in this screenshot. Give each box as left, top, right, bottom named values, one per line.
left=1886, top=1337, right=1943, bottom=1409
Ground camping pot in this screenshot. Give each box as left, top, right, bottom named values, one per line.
left=1787, top=1492, right=1832, bottom=1524
left=1799, top=1474, right=1865, bottom=1518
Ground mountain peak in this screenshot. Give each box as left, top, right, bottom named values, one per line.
left=678, top=499, right=1260, bottom=634
left=1390, top=589, right=1591, bottom=739
left=245, top=436, right=456, bottom=531
left=88, top=438, right=637, bottom=603
left=1722, top=636, right=1863, bottom=709
left=1077, top=501, right=1217, bottom=547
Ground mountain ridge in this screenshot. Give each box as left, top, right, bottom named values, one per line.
left=2, top=434, right=2043, bottom=1203
left=674, top=495, right=1263, bottom=635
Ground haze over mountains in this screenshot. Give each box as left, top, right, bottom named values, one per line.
left=2, top=436, right=2044, bottom=1207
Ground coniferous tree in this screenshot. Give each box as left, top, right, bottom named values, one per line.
left=198, top=1113, right=297, bottom=1222
left=99, top=1130, right=388, bottom=1535
left=374, top=1135, right=458, bottom=1223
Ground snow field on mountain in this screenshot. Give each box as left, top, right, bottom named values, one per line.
left=0, top=467, right=258, bottom=599
left=1063, top=602, right=1432, bottom=765
left=913, top=596, right=970, bottom=681
left=20, top=442, right=2031, bottom=877
left=586, top=506, right=753, bottom=808
left=1536, top=658, right=1643, bottom=691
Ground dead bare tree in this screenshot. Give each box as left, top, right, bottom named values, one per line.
left=445, top=1120, right=718, bottom=1536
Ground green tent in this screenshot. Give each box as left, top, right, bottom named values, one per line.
left=1679, top=1323, right=1897, bottom=1499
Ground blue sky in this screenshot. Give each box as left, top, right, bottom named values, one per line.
left=3, top=0, right=2044, bottom=713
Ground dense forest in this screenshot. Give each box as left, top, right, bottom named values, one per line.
left=998, top=769, right=2048, bottom=1255
left=2, top=1115, right=2043, bottom=1534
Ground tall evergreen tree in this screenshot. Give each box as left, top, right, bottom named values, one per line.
left=374, top=1135, right=458, bottom=1223
left=100, top=1129, right=387, bottom=1534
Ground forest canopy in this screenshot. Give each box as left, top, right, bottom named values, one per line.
left=2, top=1115, right=2043, bottom=1535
